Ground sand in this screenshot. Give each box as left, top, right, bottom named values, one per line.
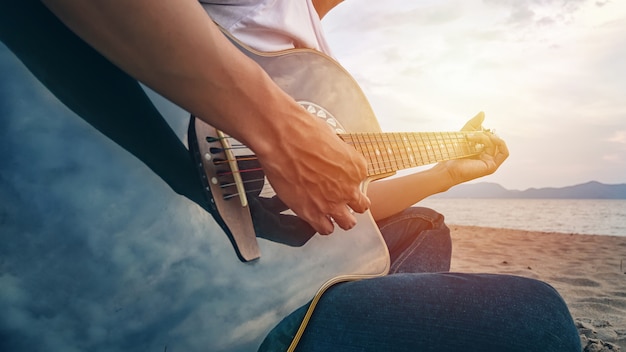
left=449, top=225, right=626, bottom=351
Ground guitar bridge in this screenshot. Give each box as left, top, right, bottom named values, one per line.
left=189, top=115, right=260, bottom=262
left=216, top=130, right=249, bottom=208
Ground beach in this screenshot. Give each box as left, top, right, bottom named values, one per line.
left=450, top=226, right=626, bottom=350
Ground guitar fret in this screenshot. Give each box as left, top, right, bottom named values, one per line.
left=358, top=133, right=375, bottom=175
left=393, top=133, right=411, bottom=169
left=368, top=133, right=384, bottom=174
left=413, top=134, right=423, bottom=166
left=402, top=133, right=415, bottom=169
left=397, top=134, right=409, bottom=169
left=369, top=133, right=379, bottom=173
left=450, top=132, right=465, bottom=159
left=381, top=133, right=392, bottom=173
left=366, top=133, right=385, bottom=174
left=376, top=133, right=391, bottom=174
left=388, top=134, right=398, bottom=172
left=448, top=132, right=457, bottom=157
left=450, top=132, right=462, bottom=158
left=381, top=133, right=391, bottom=173
left=380, top=133, right=389, bottom=171
left=383, top=133, right=399, bottom=172
left=454, top=133, right=467, bottom=155
left=443, top=133, right=455, bottom=159
left=429, top=133, right=439, bottom=162
left=340, top=131, right=480, bottom=177
left=438, top=134, right=447, bottom=160
left=409, top=133, right=421, bottom=166
left=421, top=133, right=433, bottom=165
left=396, top=133, right=409, bottom=169
left=460, top=133, right=470, bottom=155
left=367, top=133, right=379, bottom=174
left=435, top=133, right=443, bottom=161
left=441, top=133, right=451, bottom=160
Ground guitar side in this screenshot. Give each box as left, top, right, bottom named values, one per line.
left=190, top=36, right=392, bottom=350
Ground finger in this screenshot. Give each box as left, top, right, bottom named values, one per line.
left=467, top=131, right=494, bottom=153
left=311, top=214, right=335, bottom=236
left=491, top=135, right=510, bottom=165
left=329, top=206, right=357, bottom=231
left=461, top=111, right=485, bottom=131
left=347, top=190, right=370, bottom=214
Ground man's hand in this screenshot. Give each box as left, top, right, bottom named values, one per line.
left=256, top=110, right=371, bottom=235
left=433, top=112, right=509, bottom=186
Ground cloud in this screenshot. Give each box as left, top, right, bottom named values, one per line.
left=324, top=0, right=626, bottom=189
left=608, top=130, right=626, bottom=144
left=482, top=0, right=589, bottom=26
left=602, top=153, right=623, bottom=163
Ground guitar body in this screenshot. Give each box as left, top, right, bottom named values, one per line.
left=1, top=37, right=389, bottom=351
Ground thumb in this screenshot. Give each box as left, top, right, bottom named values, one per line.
left=461, top=111, right=485, bottom=131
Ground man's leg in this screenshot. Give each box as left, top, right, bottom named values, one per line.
left=377, top=207, right=452, bottom=273
left=262, top=273, right=581, bottom=352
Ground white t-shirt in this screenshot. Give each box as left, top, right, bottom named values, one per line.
left=199, top=0, right=333, bottom=54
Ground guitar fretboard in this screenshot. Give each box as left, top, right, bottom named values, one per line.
left=339, top=132, right=483, bottom=177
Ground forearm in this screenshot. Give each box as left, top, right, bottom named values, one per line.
left=40, top=0, right=370, bottom=234
left=367, top=167, right=453, bottom=222
left=40, top=0, right=301, bottom=158
left=312, top=0, right=344, bottom=19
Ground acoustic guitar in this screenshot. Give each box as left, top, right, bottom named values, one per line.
left=186, top=30, right=486, bottom=351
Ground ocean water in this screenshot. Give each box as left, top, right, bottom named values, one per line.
left=417, top=198, right=626, bottom=237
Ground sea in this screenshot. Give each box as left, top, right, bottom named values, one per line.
left=417, top=198, right=626, bottom=237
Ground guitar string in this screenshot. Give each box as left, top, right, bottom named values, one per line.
left=214, top=133, right=476, bottom=146
left=215, top=132, right=477, bottom=145
left=210, top=133, right=481, bottom=200
left=220, top=178, right=266, bottom=188
left=211, top=135, right=480, bottom=175
left=349, top=136, right=476, bottom=168
left=223, top=187, right=265, bottom=200
left=217, top=167, right=263, bottom=177
left=341, top=133, right=481, bottom=172
left=211, top=145, right=479, bottom=173
left=214, top=134, right=479, bottom=160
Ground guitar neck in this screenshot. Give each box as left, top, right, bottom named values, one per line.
left=339, top=131, right=483, bottom=177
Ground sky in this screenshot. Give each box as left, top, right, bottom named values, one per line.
left=321, top=0, right=626, bottom=190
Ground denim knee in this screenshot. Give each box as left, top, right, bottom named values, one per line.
left=377, top=207, right=451, bottom=273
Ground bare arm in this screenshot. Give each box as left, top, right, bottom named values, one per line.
left=368, top=112, right=510, bottom=221
left=41, top=0, right=369, bottom=235
left=313, top=0, right=344, bottom=19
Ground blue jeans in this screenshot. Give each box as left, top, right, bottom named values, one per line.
left=378, top=207, right=452, bottom=274
left=260, top=207, right=581, bottom=351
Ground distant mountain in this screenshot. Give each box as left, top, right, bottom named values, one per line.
left=432, top=181, right=626, bottom=199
